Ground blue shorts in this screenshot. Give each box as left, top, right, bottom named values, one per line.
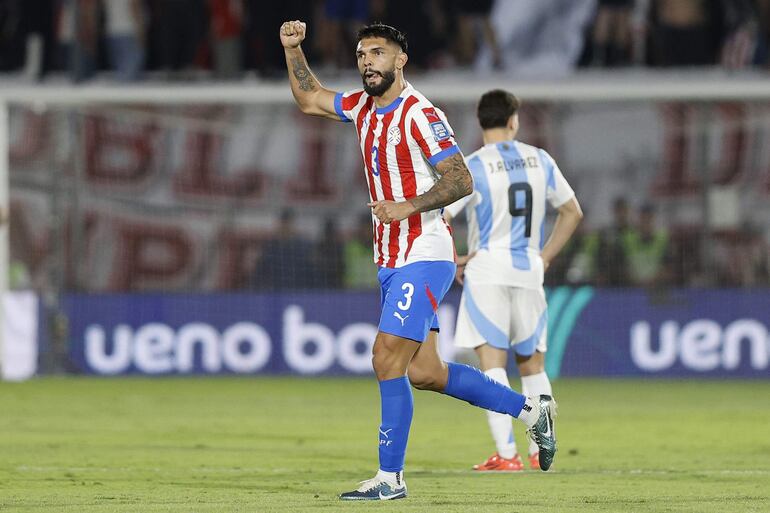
left=378, top=261, right=456, bottom=343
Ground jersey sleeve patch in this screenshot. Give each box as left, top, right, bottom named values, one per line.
left=422, top=107, right=450, bottom=141
left=430, top=121, right=450, bottom=141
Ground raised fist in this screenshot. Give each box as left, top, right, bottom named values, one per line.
left=280, top=20, right=306, bottom=49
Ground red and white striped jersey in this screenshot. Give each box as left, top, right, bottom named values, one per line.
left=334, top=84, right=461, bottom=268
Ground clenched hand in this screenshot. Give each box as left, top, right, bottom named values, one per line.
left=280, top=20, right=306, bottom=49
left=367, top=200, right=416, bottom=224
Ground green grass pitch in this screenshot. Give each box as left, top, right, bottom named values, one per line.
left=1, top=377, right=769, bottom=512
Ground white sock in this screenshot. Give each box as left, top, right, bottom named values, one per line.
left=484, top=368, right=517, bottom=459
left=376, top=469, right=403, bottom=486
left=516, top=396, right=540, bottom=428
left=521, top=372, right=553, bottom=454
left=522, top=371, right=553, bottom=398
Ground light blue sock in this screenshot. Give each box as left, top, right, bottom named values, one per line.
left=378, top=376, right=413, bottom=472
left=444, top=363, right=526, bottom=417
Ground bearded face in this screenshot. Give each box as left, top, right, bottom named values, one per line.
left=356, top=37, right=403, bottom=97
left=361, top=67, right=396, bottom=97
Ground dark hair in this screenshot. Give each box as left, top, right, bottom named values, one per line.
left=477, top=89, right=520, bottom=129
left=357, top=23, right=408, bottom=52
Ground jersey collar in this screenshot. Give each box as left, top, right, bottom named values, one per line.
left=375, top=82, right=412, bottom=115
left=376, top=96, right=404, bottom=115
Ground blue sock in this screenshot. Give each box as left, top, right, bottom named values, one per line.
left=444, top=363, right=526, bottom=417
left=378, top=376, right=413, bottom=473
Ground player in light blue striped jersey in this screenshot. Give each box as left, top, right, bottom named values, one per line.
left=445, top=90, right=583, bottom=471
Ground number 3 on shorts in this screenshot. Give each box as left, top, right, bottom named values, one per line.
left=397, top=282, right=414, bottom=311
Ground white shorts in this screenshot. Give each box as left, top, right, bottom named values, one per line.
left=454, top=281, right=548, bottom=355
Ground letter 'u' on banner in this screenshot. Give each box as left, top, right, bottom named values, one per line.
left=1, top=291, right=38, bottom=381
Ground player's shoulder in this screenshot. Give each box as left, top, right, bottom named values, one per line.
left=509, top=139, right=546, bottom=158
left=403, top=86, right=445, bottom=118
left=463, top=146, right=496, bottom=178
left=467, top=143, right=500, bottom=160
left=342, top=86, right=366, bottom=96
left=508, top=140, right=558, bottom=169
left=340, top=87, right=369, bottom=105
left=465, top=145, right=491, bottom=166
left=404, top=85, right=432, bottom=106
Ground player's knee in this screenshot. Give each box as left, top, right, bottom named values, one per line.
left=408, top=371, right=436, bottom=391
left=407, top=362, right=441, bottom=391
left=371, top=350, right=391, bottom=378
left=516, top=352, right=545, bottom=376
left=371, top=342, right=405, bottom=379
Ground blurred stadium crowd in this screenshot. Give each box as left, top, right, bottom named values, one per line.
left=7, top=199, right=769, bottom=292
left=246, top=206, right=770, bottom=292
left=259, top=203, right=770, bottom=292
left=0, top=0, right=769, bottom=81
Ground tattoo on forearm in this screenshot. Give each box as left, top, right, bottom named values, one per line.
left=290, top=57, right=317, bottom=92
left=409, top=153, right=473, bottom=213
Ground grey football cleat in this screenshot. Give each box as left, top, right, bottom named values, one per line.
left=526, top=394, right=557, bottom=471
left=339, top=473, right=407, bottom=501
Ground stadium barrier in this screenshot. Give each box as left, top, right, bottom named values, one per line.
left=4, top=288, right=767, bottom=381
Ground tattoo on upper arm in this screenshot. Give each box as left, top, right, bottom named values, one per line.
left=291, top=57, right=317, bottom=92
left=408, top=153, right=473, bottom=213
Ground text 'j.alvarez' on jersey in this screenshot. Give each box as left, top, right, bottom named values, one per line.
left=444, top=140, right=575, bottom=289
left=334, top=84, right=462, bottom=268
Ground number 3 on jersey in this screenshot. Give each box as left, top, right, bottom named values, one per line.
left=508, top=183, right=533, bottom=237
left=397, top=282, right=414, bottom=310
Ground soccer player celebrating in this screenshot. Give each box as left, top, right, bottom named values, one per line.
left=280, top=21, right=557, bottom=501
left=445, top=90, right=583, bottom=472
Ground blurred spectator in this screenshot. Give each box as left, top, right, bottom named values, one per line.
left=649, top=0, right=723, bottom=66
left=482, top=0, right=595, bottom=76
left=370, top=0, right=448, bottom=70
left=9, top=259, right=32, bottom=290
left=452, top=0, right=501, bottom=68
left=18, top=0, right=55, bottom=79
left=209, top=0, right=243, bottom=79
left=720, top=0, right=763, bottom=69
left=243, top=0, right=315, bottom=77
left=344, top=213, right=379, bottom=289
left=745, top=227, right=770, bottom=286
left=312, top=218, right=345, bottom=288
left=758, top=0, right=770, bottom=66
left=8, top=206, right=32, bottom=289
left=545, top=213, right=600, bottom=286
left=716, top=225, right=770, bottom=287
left=0, top=0, right=25, bottom=71
left=623, top=203, right=673, bottom=287
left=56, top=0, right=100, bottom=81
left=596, top=197, right=633, bottom=286
left=150, top=0, right=207, bottom=76
left=103, top=0, right=145, bottom=81
left=591, top=0, right=634, bottom=67
left=318, top=0, right=368, bottom=72
left=668, top=227, right=703, bottom=287
left=251, top=209, right=314, bottom=290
